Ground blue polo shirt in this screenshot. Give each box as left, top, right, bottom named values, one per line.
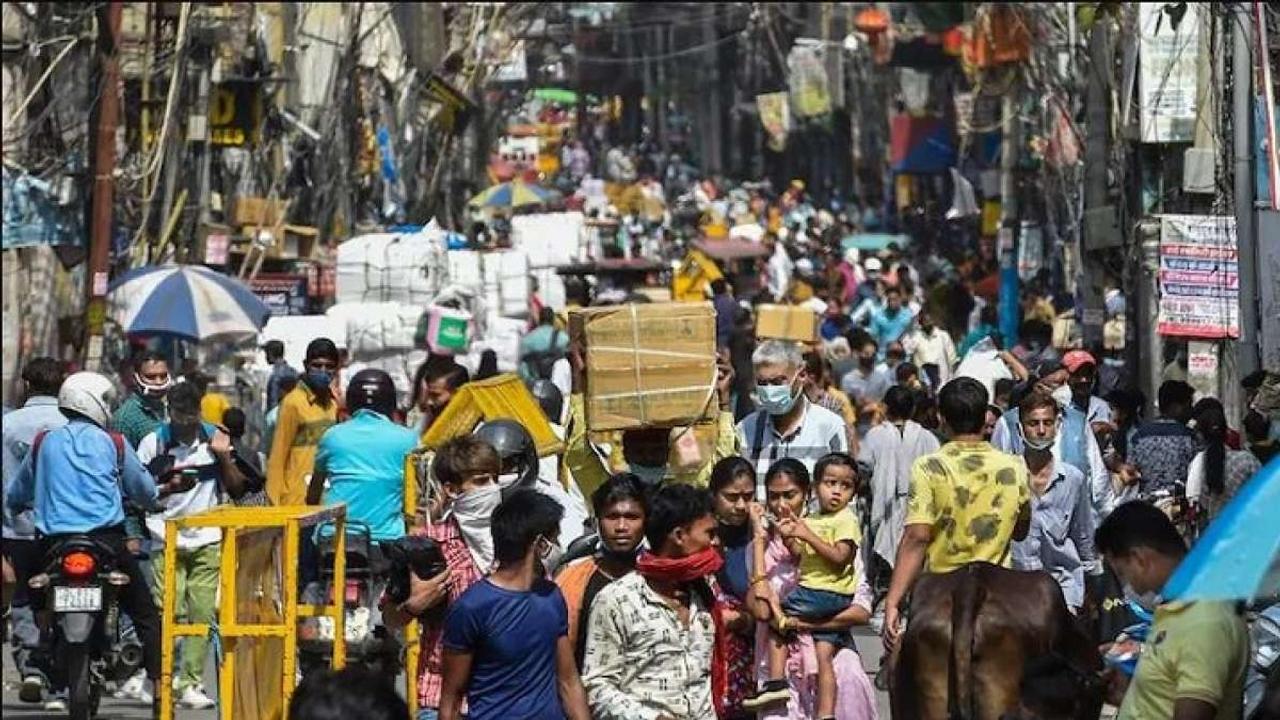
left=314, top=409, right=417, bottom=542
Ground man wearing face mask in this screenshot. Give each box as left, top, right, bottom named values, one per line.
left=738, top=340, right=849, bottom=497
left=113, top=351, right=172, bottom=449
left=1009, top=392, right=1099, bottom=616
left=1094, top=502, right=1248, bottom=720
left=904, top=310, right=957, bottom=387
left=438, top=488, right=590, bottom=720
left=266, top=338, right=340, bottom=505
left=563, top=346, right=740, bottom=496
left=554, top=474, right=648, bottom=669
left=385, top=436, right=495, bottom=720
left=473, top=420, right=590, bottom=549
left=840, top=337, right=893, bottom=407
left=992, top=359, right=1113, bottom=522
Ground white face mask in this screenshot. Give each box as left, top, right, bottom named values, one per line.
left=1122, top=583, right=1161, bottom=612
left=1021, top=419, right=1059, bottom=452
left=448, top=484, right=502, bottom=572
left=537, top=535, right=564, bottom=575
left=1051, top=384, right=1073, bottom=409
left=497, top=472, right=520, bottom=489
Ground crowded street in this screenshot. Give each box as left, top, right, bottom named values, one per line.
left=3, top=2, right=1279, bottom=720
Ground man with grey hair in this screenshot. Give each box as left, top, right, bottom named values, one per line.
left=736, top=339, right=848, bottom=496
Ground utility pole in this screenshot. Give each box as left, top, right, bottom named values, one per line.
left=1232, top=2, right=1259, bottom=391
left=84, top=1, right=123, bottom=371
left=1080, top=11, right=1113, bottom=353
left=997, top=92, right=1021, bottom=348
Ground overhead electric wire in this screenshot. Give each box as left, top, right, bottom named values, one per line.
left=572, top=25, right=749, bottom=64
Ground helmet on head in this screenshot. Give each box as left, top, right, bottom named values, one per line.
left=58, top=372, right=118, bottom=428
left=528, top=379, right=564, bottom=423
left=472, top=419, right=539, bottom=496
left=345, top=369, right=397, bottom=418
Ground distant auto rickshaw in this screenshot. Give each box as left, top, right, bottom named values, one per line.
left=672, top=238, right=769, bottom=303
left=556, top=258, right=671, bottom=304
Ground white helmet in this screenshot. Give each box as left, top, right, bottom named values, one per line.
left=58, top=372, right=118, bottom=428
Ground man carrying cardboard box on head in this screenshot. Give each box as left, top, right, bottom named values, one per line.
left=561, top=303, right=740, bottom=497
left=736, top=339, right=849, bottom=498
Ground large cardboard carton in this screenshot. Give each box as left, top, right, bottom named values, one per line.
left=570, top=302, right=718, bottom=431
left=755, top=304, right=819, bottom=343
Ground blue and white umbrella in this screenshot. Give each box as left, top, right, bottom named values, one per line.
left=108, top=264, right=271, bottom=342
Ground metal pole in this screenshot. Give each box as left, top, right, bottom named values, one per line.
left=84, top=1, right=124, bottom=371
left=997, top=93, right=1021, bottom=348
left=1232, top=3, right=1259, bottom=385
left=1080, top=12, right=1112, bottom=352
left=1137, top=220, right=1164, bottom=417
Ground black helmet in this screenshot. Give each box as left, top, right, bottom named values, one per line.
left=472, top=419, right=539, bottom=495
left=345, top=369, right=397, bottom=418
left=528, top=379, right=564, bottom=423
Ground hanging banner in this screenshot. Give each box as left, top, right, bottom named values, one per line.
left=787, top=44, right=831, bottom=118
left=1156, top=214, right=1239, bottom=338
left=1138, top=3, right=1201, bottom=143
left=756, top=92, right=790, bottom=152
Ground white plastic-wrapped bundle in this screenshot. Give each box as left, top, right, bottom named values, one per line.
left=334, top=223, right=449, bottom=305
left=325, top=301, right=420, bottom=354
left=446, top=250, right=529, bottom=325
left=510, top=211, right=585, bottom=267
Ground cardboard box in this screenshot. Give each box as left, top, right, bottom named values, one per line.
left=755, top=304, right=819, bottom=343
left=233, top=196, right=288, bottom=228
left=570, top=302, right=718, bottom=431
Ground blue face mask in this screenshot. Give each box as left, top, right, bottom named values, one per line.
left=303, top=369, right=333, bottom=392
left=755, top=377, right=800, bottom=416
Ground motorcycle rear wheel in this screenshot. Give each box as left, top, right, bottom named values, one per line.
left=65, top=643, right=97, bottom=720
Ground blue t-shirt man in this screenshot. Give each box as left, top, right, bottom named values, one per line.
left=313, top=409, right=417, bottom=542
left=442, top=577, right=569, bottom=720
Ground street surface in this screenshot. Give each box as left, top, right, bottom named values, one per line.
left=5, top=634, right=892, bottom=718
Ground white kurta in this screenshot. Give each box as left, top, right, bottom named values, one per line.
left=857, top=420, right=940, bottom=566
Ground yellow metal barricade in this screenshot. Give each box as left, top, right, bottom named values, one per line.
left=402, top=450, right=427, bottom=716
left=159, top=504, right=348, bottom=720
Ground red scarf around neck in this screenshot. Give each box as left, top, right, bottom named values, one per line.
left=635, top=547, right=732, bottom=719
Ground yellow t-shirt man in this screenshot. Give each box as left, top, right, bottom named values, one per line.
left=1118, top=601, right=1248, bottom=720
left=904, top=440, right=1030, bottom=573
left=266, top=383, right=338, bottom=505
left=797, top=508, right=862, bottom=595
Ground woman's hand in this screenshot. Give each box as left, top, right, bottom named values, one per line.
left=748, top=502, right=769, bottom=540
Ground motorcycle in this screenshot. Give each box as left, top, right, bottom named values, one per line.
left=298, top=523, right=402, bottom=678
left=28, top=536, right=138, bottom=720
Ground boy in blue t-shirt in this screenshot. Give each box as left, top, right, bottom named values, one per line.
left=438, top=489, right=591, bottom=720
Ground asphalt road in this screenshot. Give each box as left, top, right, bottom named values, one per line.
left=5, top=633, right=892, bottom=719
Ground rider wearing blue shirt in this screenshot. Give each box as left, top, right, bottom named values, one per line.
left=4, top=372, right=190, bottom=709
left=307, top=369, right=417, bottom=543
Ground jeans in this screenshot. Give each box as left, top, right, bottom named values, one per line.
left=782, top=586, right=854, bottom=646
left=149, top=542, right=220, bottom=689
left=38, top=526, right=163, bottom=680
left=5, top=538, right=50, bottom=685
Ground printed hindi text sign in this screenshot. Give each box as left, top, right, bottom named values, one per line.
left=1156, top=215, right=1239, bottom=338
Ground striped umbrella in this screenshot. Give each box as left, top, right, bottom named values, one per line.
left=467, top=179, right=551, bottom=210
left=107, top=264, right=272, bottom=342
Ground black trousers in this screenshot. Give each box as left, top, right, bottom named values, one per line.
left=38, top=526, right=161, bottom=680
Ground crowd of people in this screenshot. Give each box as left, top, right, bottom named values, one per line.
left=3, top=176, right=1279, bottom=720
